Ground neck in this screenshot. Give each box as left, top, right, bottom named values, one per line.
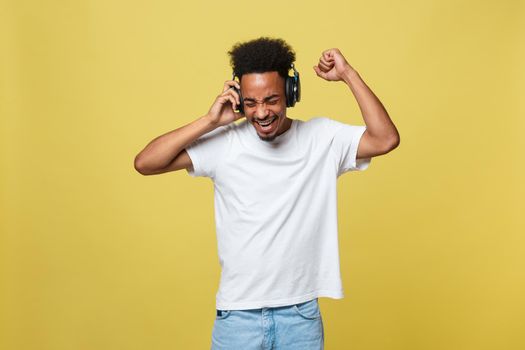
left=277, top=117, right=293, bottom=136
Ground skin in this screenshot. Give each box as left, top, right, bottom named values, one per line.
left=239, top=71, right=292, bottom=142
left=312, top=48, right=400, bottom=158
left=134, top=47, right=400, bottom=176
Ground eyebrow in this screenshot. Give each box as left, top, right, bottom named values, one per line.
left=243, top=94, right=280, bottom=103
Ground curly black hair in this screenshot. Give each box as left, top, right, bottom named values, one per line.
left=228, top=37, right=296, bottom=81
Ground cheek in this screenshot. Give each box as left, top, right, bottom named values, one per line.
left=273, top=102, right=286, bottom=114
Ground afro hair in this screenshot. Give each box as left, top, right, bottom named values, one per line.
left=228, top=37, right=296, bottom=81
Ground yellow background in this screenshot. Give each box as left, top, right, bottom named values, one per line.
left=1, top=0, right=524, bottom=349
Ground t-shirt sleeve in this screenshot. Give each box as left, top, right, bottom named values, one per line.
left=322, top=117, right=371, bottom=176
left=184, top=125, right=230, bottom=179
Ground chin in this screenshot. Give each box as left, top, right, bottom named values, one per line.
left=251, top=114, right=283, bottom=142
left=254, top=122, right=280, bottom=142
left=257, top=133, right=278, bottom=142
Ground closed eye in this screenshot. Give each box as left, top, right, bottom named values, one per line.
left=245, top=98, right=279, bottom=108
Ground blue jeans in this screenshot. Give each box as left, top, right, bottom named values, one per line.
left=211, top=298, right=324, bottom=350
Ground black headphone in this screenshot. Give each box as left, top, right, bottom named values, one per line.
left=231, top=63, right=301, bottom=114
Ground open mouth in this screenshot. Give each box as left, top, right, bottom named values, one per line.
left=253, top=116, right=278, bottom=133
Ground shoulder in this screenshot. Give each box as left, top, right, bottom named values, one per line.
left=290, top=117, right=333, bottom=147
left=195, top=120, right=242, bottom=143
left=300, top=116, right=341, bottom=127
left=302, top=116, right=366, bottom=134
left=297, top=116, right=342, bottom=135
left=301, top=116, right=329, bottom=126
left=215, top=120, right=242, bottom=135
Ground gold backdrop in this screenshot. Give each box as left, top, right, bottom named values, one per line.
left=1, top=0, right=524, bottom=349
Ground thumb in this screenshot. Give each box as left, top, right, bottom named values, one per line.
left=313, top=65, right=328, bottom=79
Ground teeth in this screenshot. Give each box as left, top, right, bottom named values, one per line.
left=257, top=118, right=275, bottom=126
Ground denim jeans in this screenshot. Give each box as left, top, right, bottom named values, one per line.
left=211, top=298, right=324, bottom=350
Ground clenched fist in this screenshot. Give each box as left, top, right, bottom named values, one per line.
left=313, top=48, right=355, bottom=82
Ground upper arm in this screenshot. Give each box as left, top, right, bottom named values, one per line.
left=146, top=150, right=194, bottom=175
left=356, top=129, right=399, bottom=159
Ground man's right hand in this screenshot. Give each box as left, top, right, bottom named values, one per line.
left=205, top=80, right=244, bottom=127
left=135, top=80, right=244, bottom=176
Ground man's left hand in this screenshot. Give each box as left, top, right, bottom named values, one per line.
left=313, top=48, right=354, bottom=82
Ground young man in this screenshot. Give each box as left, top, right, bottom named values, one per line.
left=134, top=37, right=399, bottom=349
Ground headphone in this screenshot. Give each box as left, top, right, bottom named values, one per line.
left=231, top=63, right=301, bottom=114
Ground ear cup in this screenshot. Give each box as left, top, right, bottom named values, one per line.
left=285, top=67, right=301, bottom=107
left=294, top=69, right=301, bottom=103
left=285, top=76, right=293, bottom=107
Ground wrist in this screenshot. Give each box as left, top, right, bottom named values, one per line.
left=200, top=114, right=220, bottom=130
left=341, top=66, right=359, bottom=85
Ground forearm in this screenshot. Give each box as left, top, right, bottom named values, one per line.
left=134, top=114, right=217, bottom=172
left=342, top=68, right=399, bottom=143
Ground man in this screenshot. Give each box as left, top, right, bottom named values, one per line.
left=134, top=37, right=399, bottom=349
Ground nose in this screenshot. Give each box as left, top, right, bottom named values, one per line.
left=254, top=103, right=269, bottom=119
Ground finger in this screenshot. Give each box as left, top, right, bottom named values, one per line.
left=222, top=80, right=241, bottom=92
left=229, top=96, right=237, bottom=109
left=222, top=88, right=240, bottom=105
left=320, top=55, right=334, bottom=64
left=323, top=50, right=334, bottom=61
left=222, top=83, right=240, bottom=94
left=318, top=61, right=332, bottom=71
left=223, top=79, right=240, bottom=90
left=218, top=94, right=236, bottom=108
left=324, top=49, right=337, bottom=59
left=220, top=95, right=237, bottom=110
left=313, top=65, right=328, bottom=79
left=234, top=111, right=245, bottom=120
left=222, top=93, right=237, bottom=107
left=319, top=58, right=334, bottom=68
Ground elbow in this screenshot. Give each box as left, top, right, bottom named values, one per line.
left=134, top=155, right=152, bottom=176
left=390, top=133, right=400, bottom=150
left=384, top=133, right=400, bottom=153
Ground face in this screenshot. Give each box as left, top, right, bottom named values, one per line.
left=240, top=71, right=292, bottom=142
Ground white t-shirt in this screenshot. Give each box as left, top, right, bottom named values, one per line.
left=185, top=116, right=371, bottom=310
